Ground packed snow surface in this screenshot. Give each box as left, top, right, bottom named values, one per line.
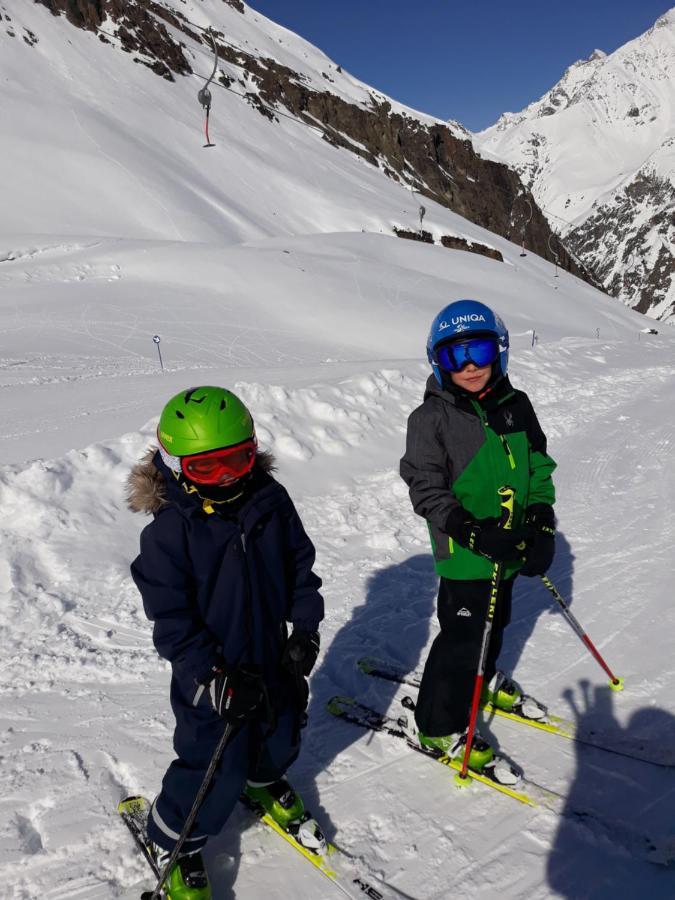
left=1, top=2, right=675, bottom=899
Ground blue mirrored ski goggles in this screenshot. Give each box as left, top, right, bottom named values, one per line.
left=436, top=337, right=499, bottom=372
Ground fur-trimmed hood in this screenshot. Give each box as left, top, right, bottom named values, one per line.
left=126, top=447, right=277, bottom=515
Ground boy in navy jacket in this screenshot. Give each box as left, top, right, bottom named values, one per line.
left=128, top=386, right=323, bottom=896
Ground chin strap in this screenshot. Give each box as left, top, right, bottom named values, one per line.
left=175, top=471, right=251, bottom=514
left=178, top=479, right=246, bottom=514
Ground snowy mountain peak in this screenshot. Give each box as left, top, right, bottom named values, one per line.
left=568, top=48, right=606, bottom=71
left=654, top=6, right=675, bottom=28
left=475, top=9, right=675, bottom=323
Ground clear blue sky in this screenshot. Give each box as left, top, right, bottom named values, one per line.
left=246, top=1, right=674, bottom=131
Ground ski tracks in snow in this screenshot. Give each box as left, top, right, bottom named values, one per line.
left=1, top=344, right=675, bottom=897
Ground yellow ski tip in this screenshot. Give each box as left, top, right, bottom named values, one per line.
left=118, top=796, right=148, bottom=815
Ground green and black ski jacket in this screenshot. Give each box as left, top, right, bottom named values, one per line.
left=400, top=375, right=556, bottom=581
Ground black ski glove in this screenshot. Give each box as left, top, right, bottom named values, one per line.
left=519, top=504, right=556, bottom=577
left=199, top=660, right=265, bottom=723
left=446, top=508, right=532, bottom=563
left=281, top=630, right=320, bottom=677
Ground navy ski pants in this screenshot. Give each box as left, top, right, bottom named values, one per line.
left=147, top=673, right=301, bottom=853
left=414, top=576, right=514, bottom=736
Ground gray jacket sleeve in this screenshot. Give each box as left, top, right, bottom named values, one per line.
left=399, top=401, right=462, bottom=530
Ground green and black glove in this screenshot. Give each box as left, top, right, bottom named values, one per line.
left=446, top=507, right=532, bottom=563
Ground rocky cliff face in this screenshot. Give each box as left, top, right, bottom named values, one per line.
left=29, top=0, right=585, bottom=280
left=565, top=169, right=675, bottom=319
left=476, top=9, right=675, bottom=323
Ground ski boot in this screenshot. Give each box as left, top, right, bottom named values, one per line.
left=418, top=728, right=494, bottom=770
left=149, top=843, right=210, bottom=900
left=483, top=670, right=547, bottom=720
left=244, top=778, right=326, bottom=854
left=419, top=728, right=520, bottom=786
left=398, top=696, right=519, bottom=786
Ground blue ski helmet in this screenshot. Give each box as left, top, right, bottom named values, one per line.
left=427, top=299, right=509, bottom=386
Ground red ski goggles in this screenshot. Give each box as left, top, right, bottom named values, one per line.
left=437, top=337, right=498, bottom=373
left=181, top=438, right=257, bottom=486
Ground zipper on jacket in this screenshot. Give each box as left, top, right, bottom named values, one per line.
left=471, top=399, right=516, bottom=498
left=499, top=434, right=516, bottom=470
left=239, top=524, right=255, bottom=645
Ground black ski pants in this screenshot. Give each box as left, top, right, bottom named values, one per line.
left=414, top=575, right=514, bottom=736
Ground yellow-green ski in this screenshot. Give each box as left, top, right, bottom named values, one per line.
left=327, top=694, right=674, bottom=868
left=240, top=795, right=390, bottom=899
left=357, top=656, right=674, bottom=768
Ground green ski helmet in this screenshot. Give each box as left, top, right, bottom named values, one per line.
left=157, top=386, right=255, bottom=481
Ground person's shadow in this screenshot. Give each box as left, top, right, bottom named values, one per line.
left=497, top=529, right=575, bottom=677
left=204, top=532, right=575, bottom=895
left=547, top=681, right=675, bottom=898
left=292, top=553, right=437, bottom=842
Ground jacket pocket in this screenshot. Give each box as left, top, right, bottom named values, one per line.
left=428, top=522, right=454, bottom=561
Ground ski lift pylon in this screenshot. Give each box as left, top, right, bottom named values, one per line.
left=509, top=193, right=533, bottom=257
left=547, top=232, right=560, bottom=277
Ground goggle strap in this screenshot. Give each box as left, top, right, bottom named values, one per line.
left=158, top=442, right=182, bottom=474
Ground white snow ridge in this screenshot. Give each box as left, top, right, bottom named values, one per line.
left=1, top=2, right=675, bottom=899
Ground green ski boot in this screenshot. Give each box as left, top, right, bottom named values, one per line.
left=483, top=670, right=546, bottom=720
left=418, top=728, right=495, bottom=772
left=244, top=778, right=326, bottom=853
left=245, top=778, right=305, bottom=829
left=150, top=844, right=211, bottom=900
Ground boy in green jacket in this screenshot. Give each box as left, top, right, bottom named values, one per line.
left=400, top=299, right=556, bottom=782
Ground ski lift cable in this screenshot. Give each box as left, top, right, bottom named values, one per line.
left=93, top=16, right=326, bottom=137
left=94, top=6, right=590, bottom=238
left=152, top=4, right=573, bottom=233
left=103, top=5, right=558, bottom=230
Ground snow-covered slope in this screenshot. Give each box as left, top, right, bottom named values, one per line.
left=1, top=0, right=574, bottom=280
left=476, top=9, right=675, bottom=323
left=0, top=0, right=470, bottom=243
left=1, top=3, right=675, bottom=899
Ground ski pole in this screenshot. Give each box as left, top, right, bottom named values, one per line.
left=457, top=485, right=520, bottom=784
left=142, top=716, right=236, bottom=900
left=540, top=575, right=624, bottom=691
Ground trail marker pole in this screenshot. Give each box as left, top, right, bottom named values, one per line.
left=153, top=335, right=164, bottom=372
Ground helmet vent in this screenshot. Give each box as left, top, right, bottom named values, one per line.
left=184, top=388, right=205, bottom=404
left=220, top=399, right=227, bottom=411
left=175, top=410, right=185, bottom=419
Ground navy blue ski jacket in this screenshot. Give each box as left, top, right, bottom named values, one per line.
left=128, top=451, right=324, bottom=692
